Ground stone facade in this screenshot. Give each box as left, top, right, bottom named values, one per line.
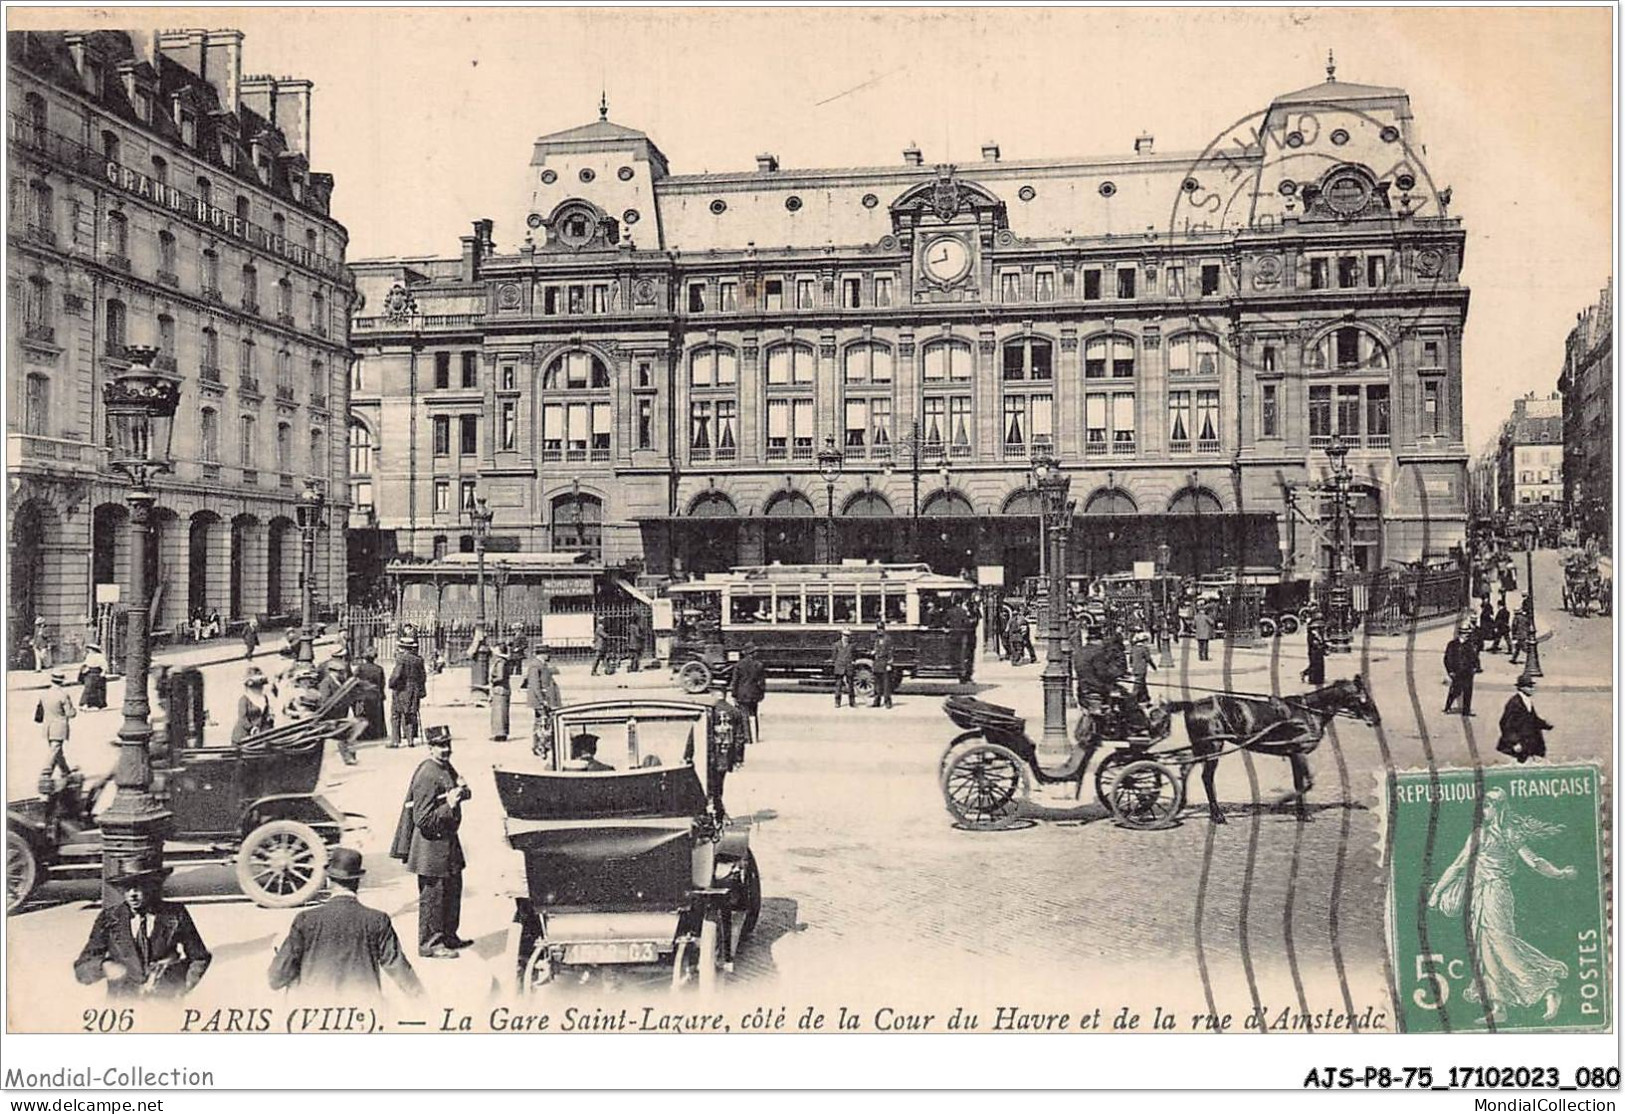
left=8, top=28, right=353, bottom=661
left=1558, top=278, right=1612, bottom=542
left=350, top=69, right=1469, bottom=588
left=1493, top=394, right=1564, bottom=520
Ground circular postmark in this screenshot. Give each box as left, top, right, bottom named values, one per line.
left=1166, top=98, right=1452, bottom=373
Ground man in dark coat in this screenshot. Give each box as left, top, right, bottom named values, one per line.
left=394, top=726, right=468, bottom=958
left=242, top=619, right=260, bottom=660
left=1479, top=599, right=1497, bottom=651
left=730, top=644, right=768, bottom=742
left=73, top=865, right=211, bottom=998
left=1491, top=600, right=1512, bottom=654
left=1497, top=677, right=1552, bottom=764
left=830, top=630, right=856, bottom=708
left=388, top=634, right=427, bottom=748
left=945, top=600, right=976, bottom=683
left=1443, top=622, right=1480, bottom=715
left=1191, top=604, right=1215, bottom=662
left=1509, top=604, right=1532, bottom=664
left=1302, top=622, right=1327, bottom=686
left=267, top=848, right=422, bottom=998
left=870, top=622, right=895, bottom=709
left=353, top=647, right=389, bottom=741
left=520, top=646, right=562, bottom=757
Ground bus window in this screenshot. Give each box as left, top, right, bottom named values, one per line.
left=832, top=589, right=858, bottom=625
left=730, top=592, right=771, bottom=624
left=884, top=589, right=907, bottom=625
left=806, top=590, right=831, bottom=624
left=860, top=589, right=883, bottom=624
left=775, top=589, right=802, bottom=623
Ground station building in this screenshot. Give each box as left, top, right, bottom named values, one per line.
left=7, top=28, right=354, bottom=661
left=349, top=65, right=1469, bottom=593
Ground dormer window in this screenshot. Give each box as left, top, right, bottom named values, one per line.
left=134, top=89, right=153, bottom=124
left=566, top=216, right=589, bottom=239
left=84, top=58, right=104, bottom=98
left=219, top=138, right=235, bottom=170
left=178, top=110, right=197, bottom=148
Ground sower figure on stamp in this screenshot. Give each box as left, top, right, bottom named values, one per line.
left=73, top=865, right=211, bottom=999
left=1496, top=676, right=1552, bottom=764
left=391, top=725, right=469, bottom=958
left=268, top=848, right=423, bottom=998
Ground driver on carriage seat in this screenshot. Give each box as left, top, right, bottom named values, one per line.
left=1075, top=629, right=1150, bottom=739
left=562, top=733, right=614, bottom=772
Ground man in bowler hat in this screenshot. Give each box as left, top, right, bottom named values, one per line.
left=73, top=864, right=211, bottom=998
left=268, top=848, right=422, bottom=997
left=392, top=726, right=469, bottom=958
left=1497, top=676, right=1553, bottom=764
left=388, top=632, right=427, bottom=748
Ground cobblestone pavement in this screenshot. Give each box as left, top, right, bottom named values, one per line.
left=6, top=550, right=1610, bottom=1030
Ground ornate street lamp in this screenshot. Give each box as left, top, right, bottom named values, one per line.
left=294, top=479, right=325, bottom=664
left=1156, top=540, right=1175, bottom=669
left=1030, top=448, right=1074, bottom=751
left=817, top=435, right=844, bottom=564
left=493, top=559, right=513, bottom=639
left=1323, top=435, right=1355, bottom=654
left=465, top=491, right=495, bottom=695
left=1520, top=523, right=1544, bottom=681
left=98, top=346, right=181, bottom=884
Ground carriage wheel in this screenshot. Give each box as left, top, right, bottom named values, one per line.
left=6, top=828, right=40, bottom=915
left=852, top=664, right=877, bottom=702
left=1093, top=750, right=1141, bottom=809
left=1106, top=759, right=1185, bottom=830
left=1280, top=614, right=1301, bottom=636
left=940, top=742, right=1030, bottom=829
left=735, top=851, right=762, bottom=943
left=236, top=820, right=326, bottom=908
left=520, top=938, right=556, bottom=994
left=678, top=661, right=712, bottom=694
left=1259, top=616, right=1277, bottom=639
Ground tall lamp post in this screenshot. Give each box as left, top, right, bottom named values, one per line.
left=98, top=346, right=181, bottom=883
left=465, top=492, right=494, bottom=695
left=1323, top=435, right=1355, bottom=654
left=493, top=559, right=512, bottom=644
left=883, top=419, right=946, bottom=564
left=1156, top=540, right=1175, bottom=669
left=294, top=480, right=325, bottom=664
left=1520, top=523, right=1544, bottom=680
left=1031, top=449, right=1074, bottom=751
left=817, top=435, right=844, bottom=564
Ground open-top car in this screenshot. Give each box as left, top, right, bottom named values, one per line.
left=495, top=698, right=759, bottom=993
left=7, top=678, right=363, bottom=914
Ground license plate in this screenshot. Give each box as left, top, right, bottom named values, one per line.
left=563, top=941, right=659, bottom=965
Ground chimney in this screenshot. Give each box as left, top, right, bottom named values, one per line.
left=239, top=74, right=274, bottom=122
left=980, top=140, right=1000, bottom=162
left=158, top=28, right=205, bottom=76
left=755, top=153, right=779, bottom=174
left=903, top=143, right=923, bottom=166
left=272, top=78, right=313, bottom=160
left=128, top=30, right=160, bottom=69
left=201, top=29, right=243, bottom=112
left=460, top=234, right=479, bottom=284
left=474, top=218, right=495, bottom=254
left=1134, top=133, right=1154, bottom=154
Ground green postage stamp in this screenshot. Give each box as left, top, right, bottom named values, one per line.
left=1387, top=763, right=1610, bottom=1033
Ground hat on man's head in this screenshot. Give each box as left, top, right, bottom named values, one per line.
left=296, top=691, right=322, bottom=709
left=50, top=669, right=68, bottom=684
left=244, top=667, right=268, bottom=688
left=85, top=642, right=101, bottom=653
left=397, top=634, right=418, bottom=649
left=108, top=862, right=173, bottom=889
left=424, top=724, right=453, bottom=747
left=1515, top=676, right=1537, bottom=693
left=326, top=847, right=365, bottom=882
left=329, top=646, right=349, bottom=660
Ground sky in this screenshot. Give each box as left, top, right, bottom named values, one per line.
left=16, top=5, right=1615, bottom=453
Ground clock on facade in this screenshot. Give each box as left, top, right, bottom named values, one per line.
left=921, top=235, right=970, bottom=283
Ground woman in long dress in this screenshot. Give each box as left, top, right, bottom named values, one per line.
left=1428, top=788, right=1577, bottom=1023
left=79, top=643, right=109, bottom=709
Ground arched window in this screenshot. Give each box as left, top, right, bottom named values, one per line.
left=23, top=373, right=50, bottom=436
left=239, top=336, right=256, bottom=377
left=689, top=346, right=738, bottom=388
left=764, top=343, right=817, bottom=461
left=551, top=493, right=603, bottom=558
left=25, top=92, right=46, bottom=144
left=309, top=428, right=324, bottom=477
left=842, top=343, right=894, bottom=461
left=241, top=264, right=258, bottom=311
left=235, top=196, right=250, bottom=223
left=101, top=130, right=120, bottom=162
left=277, top=276, right=293, bottom=319
left=843, top=343, right=893, bottom=384
left=105, top=209, right=128, bottom=257
left=201, top=326, right=219, bottom=372
left=543, top=350, right=609, bottom=389
left=201, top=247, right=220, bottom=295
left=156, top=314, right=175, bottom=359
left=272, top=213, right=285, bottom=239
left=151, top=155, right=168, bottom=186
left=26, top=179, right=53, bottom=238
left=104, top=299, right=127, bottom=356
left=311, top=290, right=326, bottom=334
left=1085, top=335, right=1136, bottom=379
left=1311, top=326, right=1390, bottom=371
left=239, top=414, right=256, bottom=467
left=920, top=338, right=972, bottom=382
left=157, top=229, right=176, bottom=277
left=275, top=422, right=291, bottom=474
left=348, top=420, right=374, bottom=476
left=764, top=343, right=816, bottom=386
left=196, top=176, right=212, bottom=207
left=1001, top=337, right=1053, bottom=381
left=1167, top=332, right=1220, bottom=377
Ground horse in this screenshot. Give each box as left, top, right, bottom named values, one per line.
left=1168, top=676, right=1382, bottom=823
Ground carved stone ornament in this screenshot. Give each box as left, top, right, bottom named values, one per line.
left=932, top=169, right=961, bottom=221
left=383, top=283, right=418, bottom=322
left=1415, top=249, right=1445, bottom=278
left=635, top=280, right=657, bottom=305
left=496, top=283, right=522, bottom=310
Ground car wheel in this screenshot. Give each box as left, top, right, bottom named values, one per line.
left=1259, top=617, right=1278, bottom=639
left=677, top=661, right=712, bottom=695
left=737, top=851, right=762, bottom=942
left=6, top=828, right=40, bottom=915
left=236, top=819, right=326, bottom=908
left=1279, top=614, right=1301, bottom=636
left=851, top=664, right=877, bottom=702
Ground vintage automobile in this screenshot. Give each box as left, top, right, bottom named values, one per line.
left=7, top=677, right=362, bottom=914
left=495, top=698, right=760, bottom=993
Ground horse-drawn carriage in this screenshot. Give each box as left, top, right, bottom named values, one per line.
left=7, top=679, right=365, bottom=914
left=937, top=677, right=1381, bottom=830
left=1561, top=550, right=1611, bottom=617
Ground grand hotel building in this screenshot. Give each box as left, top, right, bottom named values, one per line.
left=7, top=29, right=353, bottom=662
left=349, top=68, right=1468, bottom=589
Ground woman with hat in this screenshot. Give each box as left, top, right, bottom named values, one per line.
left=73, top=862, right=211, bottom=999
left=232, top=667, right=275, bottom=743
left=79, top=642, right=109, bottom=709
